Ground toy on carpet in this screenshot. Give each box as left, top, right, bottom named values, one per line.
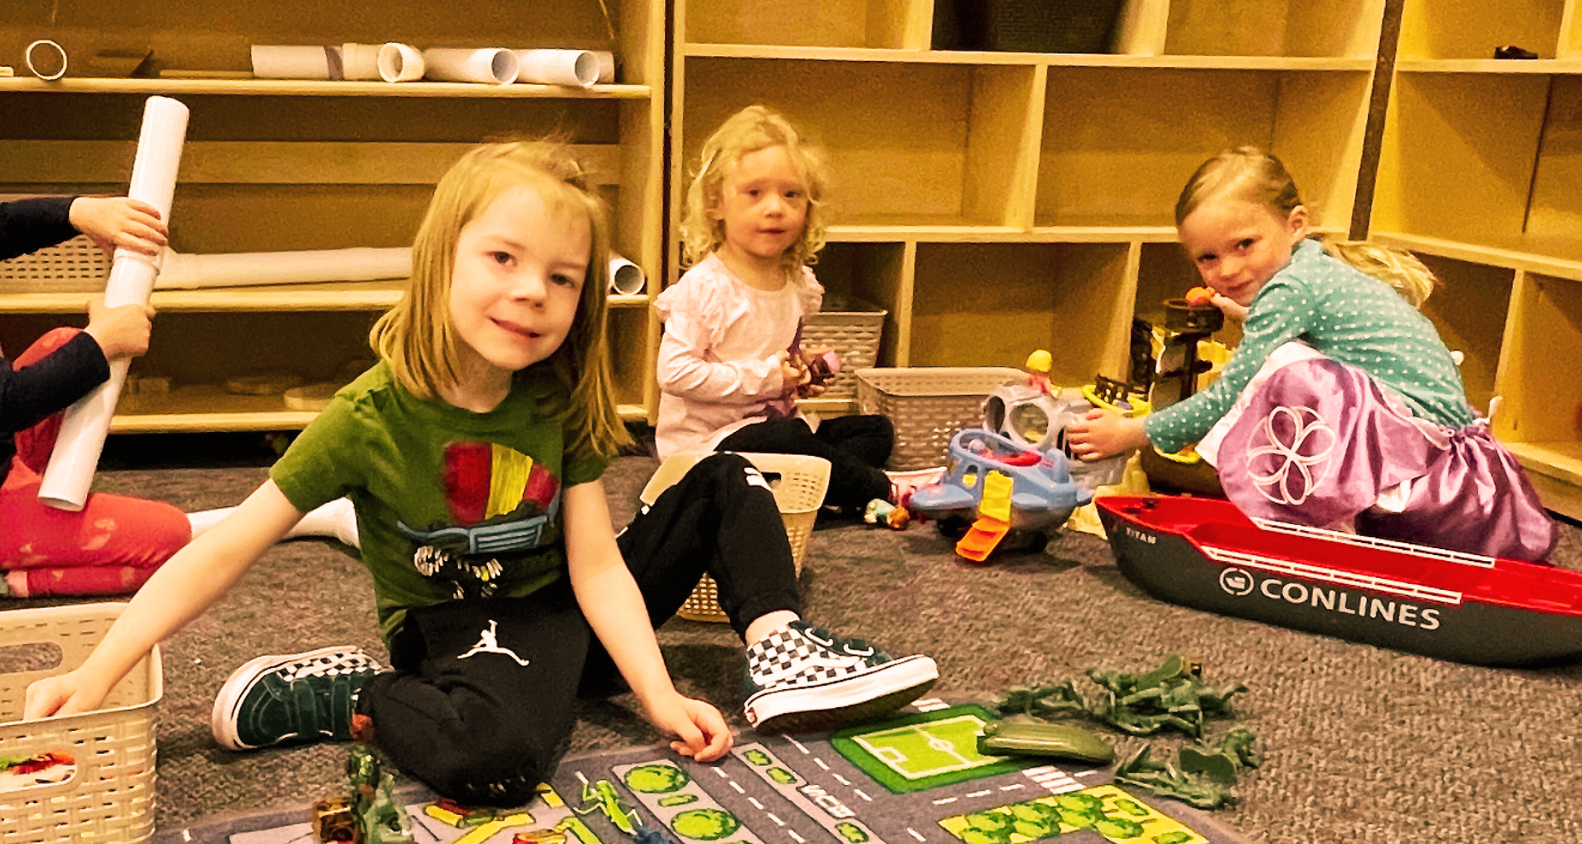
left=975, top=718, right=1114, bottom=764
left=991, top=655, right=1260, bottom=809
left=863, top=497, right=911, bottom=529
left=312, top=746, right=415, bottom=844
left=1098, top=493, right=1582, bottom=666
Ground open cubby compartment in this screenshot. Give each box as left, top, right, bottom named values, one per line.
left=0, top=0, right=650, bottom=82
left=811, top=242, right=907, bottom=368
left=680, top=58, right=1041, bottom=229
left=908, top=241, right=1135, bottom=385
left=680, top=0, right=928, bottom=50
left=1410, top=254, right=1513, bottom=415
left=1495, top=271, right=1582, bottom=518
left=1035, top=67, right=1373, bottom=229
left=1373, top=72, right=1555, bottom=253
left=1397, top=0, right=1571, bottom=61
left=0, top=93, right=636, bottom=254
left=1162, top=0, right=1385, bottom=58
left=606, top=306, right=650, bottom=410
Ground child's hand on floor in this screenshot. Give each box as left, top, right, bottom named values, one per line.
left=68, top=196, right=169, bottom=257
left=84, top=296, right=155, bottom=361
left=648, top=692, right=733, bottom=761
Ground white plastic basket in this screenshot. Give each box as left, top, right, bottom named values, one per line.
left=0, top=603, right=162, bottom=843
left=0, top=235, right=111, bottom=294
left=640, top=452, right=831, bottom=623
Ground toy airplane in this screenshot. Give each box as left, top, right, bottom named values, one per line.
left=1097, top=494, right=1582, bottom=667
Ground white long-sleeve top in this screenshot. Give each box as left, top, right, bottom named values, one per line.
left=654, top=253, right=823, bottom=459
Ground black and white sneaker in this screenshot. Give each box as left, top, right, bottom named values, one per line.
left=743, top=621, right=938, bottom=734
left=210, top=645, right=381, bottom=751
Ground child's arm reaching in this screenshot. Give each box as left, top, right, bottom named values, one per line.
left=562, top=480, right=733, bottom=761
left=23, top=481, right=306, bottom=719
left=1066, top=410, right=1150, bottom=462
left=68, top=196, right=169, bottom=257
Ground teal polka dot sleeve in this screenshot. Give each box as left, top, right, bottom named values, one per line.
left=1144, top=239, right=1474, bottom=455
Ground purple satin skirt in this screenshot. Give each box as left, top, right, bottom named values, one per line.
left=1198, top=345, right=1557, bottom=562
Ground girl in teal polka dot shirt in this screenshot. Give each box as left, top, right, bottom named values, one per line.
left=1068, top=148, right=1555, bottom=561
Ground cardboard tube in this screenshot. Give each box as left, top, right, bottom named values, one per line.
left=422, top=48, right=519, bottom=84
left=40, top=96, right=189, bottom=512
left=377, top=42, right=424, bottom=82
left=593, top=51, right=615, bottom=84
left=609, top=254, right=645, bottom=295
left=341, top=43, right=383, bottom=81
left=250, top=45, right=341, bottom=80
left=156, top=246, right=412, bottom=289
left=515, top=49, right=598, bottom=87
left=25, top=39, right=68, bottom=80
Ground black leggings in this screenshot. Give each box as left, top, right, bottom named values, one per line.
left=716, top=414, right=894, bottom=510
left=356, top=453, right=801, bottom=806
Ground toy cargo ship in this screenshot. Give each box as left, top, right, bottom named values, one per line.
left=1096, top=494, right=1582, bottom=667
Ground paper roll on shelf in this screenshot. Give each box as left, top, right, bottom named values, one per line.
left=593, top=51, right=615, bottom=84
left=422, top=48, right=519, bottom=84
left=609, top=254, right=645, bottom=295
left=25, top=39, right=68, bottom=81
left=251, top=45, right=341, bottom=80
left=341, top=43, right=383, bottom=81
left=378, top=43, right=424, bottom=82
left=40, top=96, right=189, bottom=512
left=156, top=246, right=412, bottom=289
left=515, top=49, right=598, bottom=87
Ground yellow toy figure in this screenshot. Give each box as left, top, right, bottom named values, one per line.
left=1025, top=349, right=1054, bottom=394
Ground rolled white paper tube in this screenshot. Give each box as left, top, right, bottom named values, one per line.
left=422, top=48, right=519, bottom=84
left=593, top=51, right=615, bottom=84
left=40, top=96, right=189, bottom=512
left=156, top=246, right=412, bottom=289
left=25, top=39, right=68, bottom=81
left=341, top=42, right=383, bottom=81
left=609, top=254, right=645, bottom=295
left=515, top=49, right=598, bottom=87
left=377, top=42, right=424, bottom=82
left=251, top=44, right=340, bottom=80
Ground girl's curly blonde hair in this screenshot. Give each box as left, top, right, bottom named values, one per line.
left=681, top=105, right=830, bottom=277
left=1177, top=146, right=1437, bottom=308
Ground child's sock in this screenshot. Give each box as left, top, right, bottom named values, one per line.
left=188, top=497, right=359, bottom=548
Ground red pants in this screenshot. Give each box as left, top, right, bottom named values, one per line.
left=0, top=328, right=189, bottom=596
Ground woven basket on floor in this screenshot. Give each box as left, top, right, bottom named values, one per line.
left=0, top=603, right=163, bottom=844
left=640, top=452, right=831, bottom=623
left=855, top=366, right=1024, bottom=471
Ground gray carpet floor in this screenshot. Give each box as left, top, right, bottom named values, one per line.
left=5, top=451, right=1581, bottom=843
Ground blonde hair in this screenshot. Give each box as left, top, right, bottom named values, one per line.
left=370, top=140, right=631, bottom=461
left=681, top=105, right=830, bottom=275
left=1176, top=147, right=1437, bottom=308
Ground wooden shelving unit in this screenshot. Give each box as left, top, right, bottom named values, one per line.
left=668, top=0, right=1385, bottom=414
left=1372, top=0, right=1582, bottom=518
left=0, top=0, right=666, bottom=431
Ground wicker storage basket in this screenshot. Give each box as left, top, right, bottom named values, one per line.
left=640, top=452, right=831, bottom=623
left=0, top=603, right=163, bottom=844
left=0, top=235, right=111, bottom=294
left=801, top=297, right=886, bottom=399
left=856, top=367, right=1024, bottom=471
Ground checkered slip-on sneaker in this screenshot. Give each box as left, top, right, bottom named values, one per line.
left=743, top=621, right=938, bottom=734
left=210, top=645, right=382, bottom=751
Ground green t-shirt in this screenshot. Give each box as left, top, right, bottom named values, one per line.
left=271, top=362, right=608, bottom=646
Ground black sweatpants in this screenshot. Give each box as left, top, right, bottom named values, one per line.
left=356, top=453, right=802, bottom=806
left=716, top=414, right=894, bottom=510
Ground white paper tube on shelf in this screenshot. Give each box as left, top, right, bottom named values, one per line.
left=593, top=51, right=615, bottom=84
left=341, top=43, right=383, bottom=81
left=377, top=42, right=424, bottom=82
left=514, top=49, right=598, bottom=87
left=250, top=44, right=342, bottom=80
left=39, top=96, right=189, bottom=512
left=608, top=254, right=645, bottom=295
left=156, top=246, right=412, bottom=289
left=422, top=48, right=519, bottom=84
left=25, top=39, right=68, bottom=80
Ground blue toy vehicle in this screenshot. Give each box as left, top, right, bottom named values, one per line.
left=908, top=427, right=1092, bottom=562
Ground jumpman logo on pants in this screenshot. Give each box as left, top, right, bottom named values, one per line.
left=457, top=619, right=530, bottom=666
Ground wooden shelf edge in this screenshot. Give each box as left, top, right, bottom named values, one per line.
left=796, top=397, right=859, bottom=415
left=0, top=77, right=653, bottom=99
left=1504, top=442, right=1582, bottom=488
left=825, top=225, right=1178, bottom=243
left=106, top=402, right=650, bottom=433
left=1396, top=59, right=1582, bottom=75
left=1371, top=233, right=1582, bottom=283
left=682, top=44, right=1371, bottom=72
left=0, top=288, right=651, bottom=314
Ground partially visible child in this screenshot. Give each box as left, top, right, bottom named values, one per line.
left=24, top=143, right=937, bottom=809
left=1, top=196, right=356, bottom=599
left=1067, top=148, right=1556, bottom=561
left=656, top=106, right=938, bottom=512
